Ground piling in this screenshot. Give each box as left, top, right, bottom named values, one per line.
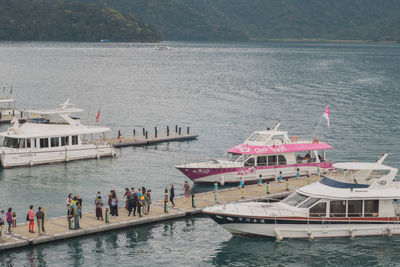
left=192, top=194, right=196, bottom=208
left=143, top=128, right=145, bottom=136
left=68, top=215, right=73, bottom=230
left=164, top=200, right=168, bottom=213
left=155, top=127, right=157, bottom=138
left=179, top=127, right=181, bottom=135
left=266, top=182, right=270, bottom=194
left=187, top=127, right=190, bottom=135
left=285, top=178, right=289, bottom=191
left=105, top=208, right=110, bottom=223
left=175, top=125, right=178, bottom=133
left=167, top=126, right=170, bottom=136
left=145, top=131, right=148, bottom=139
left=133, top=129, right=136, bottom=138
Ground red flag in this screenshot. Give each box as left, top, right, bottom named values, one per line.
left=96, top=109, right=100, bottom=122
left=322, top=105, right=330, bottom=127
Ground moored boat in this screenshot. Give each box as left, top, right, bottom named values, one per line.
left=204, top=154, right=400, bottom=240
left=176, top=123, right=333, bottom=184
left=0, top=99, right=116, bottom=168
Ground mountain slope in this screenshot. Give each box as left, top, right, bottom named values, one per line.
left=0, top=0, right=161, bottom=42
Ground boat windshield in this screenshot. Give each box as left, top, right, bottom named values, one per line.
left=222, top=153, right=242, bottom=162
left=3, top=137, right=20, bottom=148
left=298, top=197, right=321, bottom=208
left=282, top=192, right=308, bottom=207
left=248, top=133, right=260, bottom=141
left=237, top=154, right=251, bottom=162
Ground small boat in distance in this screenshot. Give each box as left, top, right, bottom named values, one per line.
left=0, top=99, right=116, bottom=168
left=204, top=154, right=400, bottom=240
left=176, top=123, right=333, bottom=184
left=155, top=45, right=172, bottom=51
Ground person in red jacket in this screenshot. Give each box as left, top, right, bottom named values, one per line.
left=28, top=205, right=35, bottom=233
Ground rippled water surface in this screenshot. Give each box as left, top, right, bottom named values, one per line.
left=0, top=41, right=399, bottom=266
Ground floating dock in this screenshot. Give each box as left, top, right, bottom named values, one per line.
left=0, top=175, right=321, bottom=251
left=109, top=126, right=198, bottom=148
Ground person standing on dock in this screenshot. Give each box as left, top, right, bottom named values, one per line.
left=146, top=189, right=152, bottom=213
left=128, top=188, right=136, bottom=216
left=183, top=181, right=191, bottom=202
left=66, top=193, right=72, bottom=216
left=77, top=196, right=83, bottom=219
left=28, top=205, right=35, bottom=233
left=36, top=207, right=45, bottom=235
left=0, top=210, right=4, bottom=234
left=95, top=192, right=104, bottom=220
left=110, top=191, right=119, bottom=217
left=73, top=202, right=81, bottom=229
left=6, top=208, right=13, bottom=233
left=124, top=188, right=130, bottom=210
left=169, top=184, right=175, bottom=207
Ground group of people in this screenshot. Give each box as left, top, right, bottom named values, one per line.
left=123, top=187, right=152, bottom=216
left=0, top=205, right=45, bottom=235
left=65, top=194, right=83, bottom=230
left=0, top=208, right=14, bottom=234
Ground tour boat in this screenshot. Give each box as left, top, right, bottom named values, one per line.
left=0, top=99, right=116, bottom=168
left=204, top=154, right=400, bottom=240
left=176, top=123, right=333, bottom=184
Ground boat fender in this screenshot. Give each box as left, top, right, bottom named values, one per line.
left=220, top=175, right=225, bottom=186
left=274, top=228, right=283, bottom=241
left=386, top=226, right=393, bottom=237
left=312, top=138, right=319, bottom=144
left=308, top=231, right=314, bottom=241
left=291, top=136, right=298, bottom=143
left=349, top=229, right=355, bottom=238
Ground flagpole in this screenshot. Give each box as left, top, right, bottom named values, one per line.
left=312, top=114, right=324, bottom=138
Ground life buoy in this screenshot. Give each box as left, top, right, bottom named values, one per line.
left=312, top=138, right=319, bottom=144
left=291, top=136, right=298, bottom=143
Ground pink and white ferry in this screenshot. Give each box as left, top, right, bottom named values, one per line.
left=176, top=123, right=333, bottom=184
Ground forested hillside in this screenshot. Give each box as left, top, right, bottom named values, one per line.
left=0, top=0, right=161, bottom=42
left=52, top=0, right=400, bottom=42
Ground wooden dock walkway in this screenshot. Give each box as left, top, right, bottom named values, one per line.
left=0, top=175, right=321, bottom=251
left=109, top=132, right=198, bottom=148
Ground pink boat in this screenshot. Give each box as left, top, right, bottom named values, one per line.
left=176, top=123, right=334, bottom=184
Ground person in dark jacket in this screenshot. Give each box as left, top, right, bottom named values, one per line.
left=169, top=184, right=175, bottom=207
left=36, top=207, right=45, bottom=234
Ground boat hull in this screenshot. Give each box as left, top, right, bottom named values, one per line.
left=0, top=144, right=116, bottom=168
left=206, top=213, right=400, bottom=239
left=177, top=162, right=333, bottom=184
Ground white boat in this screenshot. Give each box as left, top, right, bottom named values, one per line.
left=176, top=123, right=333, bottom=184
left=0, top=99, right=116, bottom=168
left=204, top=154, right=400, bottom=239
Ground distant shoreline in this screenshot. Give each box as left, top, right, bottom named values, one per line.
left=248, top=38, right=399, bottom=44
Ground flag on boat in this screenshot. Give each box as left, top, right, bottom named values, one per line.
left=323, top=105, right=330, bottom=127
left=96, top=109, right=100, bottom=122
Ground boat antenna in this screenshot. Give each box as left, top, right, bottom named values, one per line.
left=272, top=122, right=280, bottom=131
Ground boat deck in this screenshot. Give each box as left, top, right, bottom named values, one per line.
left=0, top=175, right=321, bottom=251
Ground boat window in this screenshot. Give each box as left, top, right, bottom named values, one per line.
left=348, top=200, right=363, bottom=217
left=19, top=139, right=25, bottom=149
left=248, top=133, right=260, bottom=141
left=72, top=136, right=78, bottom=145
left=34, top=139, right=37, bottom=148
left=61, top=136, right=69, bottom=146
left=282, top=192, right=308, bottom=207
left=222, top=153, right=242, bottom=162
left=244, top=157, right=255, bottom=167
left=237, top=154, right=251, bottom=162
left=26, top=139, right=31, bottom=148
left=268, top=155, right=277, bottom=166
left=364, top=200, right=379, bottom=217
left=278, top=155, right=286, bottom=165
left=255, top=134, right=270, bottom=142
left=299, top=197, right=321, bottom=208
left=40, top=138, right=49, bottom=148
left=51, top=137, right=60, bottom=147
left=272, top=135, right=284, bottom=142
left=309, top=202, right=326, bottom=217
left=330, top=201, right=346, bottom=217
left=257, top=156, right=267, bottom=166
left=3, top=137, right=19, bottom=148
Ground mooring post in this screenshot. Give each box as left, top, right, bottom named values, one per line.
left=164, top=199, right=168, bottom=213
left=167, top=126, right=170, bottom=136
left=68, top=214, right=73, bottom=229
left=175, top=125, right=178, bottom=133
left=20, top=111, right=23, bottom=118
left=214, top=183, right=218, bottom=203
left=155, top=127, right=157, bottom=138
left=266, top=182, right=270, bottom=194
left=105, top=208, right=110, bottom=223
left=187, top=126, right=190, bottom=135
left=296, top=168, right=300, bottom=179
left=179, top=127, right=181, bottom=135
left=258, top=174, right=262, bottom=186
left=12, top=211, right=16, bottom=227
left=143, top=128, right=145, bottom=136
left=285, top=178, right=289, bottom=191
left=145, top=131, right=148, bottom=139
left=192, top=194, right=196, bottom=208
left=133, top=129, right=136, bottom=138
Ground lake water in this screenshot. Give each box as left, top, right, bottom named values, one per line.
left=0, top=41, right=399, bottom=266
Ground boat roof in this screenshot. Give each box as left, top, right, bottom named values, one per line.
left=227, top=142, right=333, bottom=155
left=24, top=107, right=83, bottom=115
left=0, top=122, right=109, bottom=138
left=0, top=98, right=15, bottom=104
left=333, top=162, right=393, bottom=171
left=297, top=177, right=400, bottom=199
